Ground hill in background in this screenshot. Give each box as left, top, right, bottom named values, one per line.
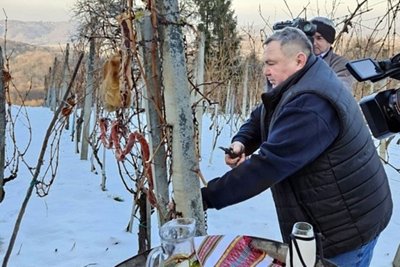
left=0, top=20, right=75, bottom=106
left=0, top=20, right=76, bottom=46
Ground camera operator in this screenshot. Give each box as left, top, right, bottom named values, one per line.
left=310, top=17, right=355, bottom=92
left=201, top=27, right=393, bottom=267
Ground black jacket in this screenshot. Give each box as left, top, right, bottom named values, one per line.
left=202, top=56, right=393, bottom=258
left=267, top=56, right=392, bottom=258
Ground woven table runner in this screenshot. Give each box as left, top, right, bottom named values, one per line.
left=195, top=235, right=274, bottom=267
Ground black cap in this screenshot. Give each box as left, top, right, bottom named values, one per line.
left=311, top=17, right=336, bottom=44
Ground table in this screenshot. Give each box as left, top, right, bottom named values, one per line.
left=115, top=235, right=336, bottom=267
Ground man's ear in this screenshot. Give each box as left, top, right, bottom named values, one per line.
left=296, top=52, right=307, bottom=68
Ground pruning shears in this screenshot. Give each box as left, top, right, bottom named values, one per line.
left=218, top=146, right=240, bottom=159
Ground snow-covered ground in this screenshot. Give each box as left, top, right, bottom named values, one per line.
left=0, top=107, right=399, bottom=266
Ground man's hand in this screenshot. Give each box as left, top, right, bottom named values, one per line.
left=225, top=141, right=245, bottom=168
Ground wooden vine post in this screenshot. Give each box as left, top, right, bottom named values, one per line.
left=241, top=60, right=249, bottom=120
left=59, top=43, right=70, bottom=129
left=192, top=31, right=206, bottom=157
left=137, top=11, right=170, bottom=226
left=156, top=0, right=206, bottom=235
left=116, top=2, right=155, bottom=252
left=0, top=46, right=5, bottom=203
left=81, top=38, right=95, bottom=160
left=48, top=57, right=58, bottom=112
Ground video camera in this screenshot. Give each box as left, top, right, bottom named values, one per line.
left=346, top=53, right=400, bottom=139
left=273, top=18, right=317, bottom=38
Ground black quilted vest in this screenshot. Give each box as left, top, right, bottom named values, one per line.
left=264, top=56, right=393, bottom=258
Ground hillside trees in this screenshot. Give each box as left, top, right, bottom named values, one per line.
left=193, top=0, right=244, bottom=113
left=194, top=0, right=240, bottom=63
left=72, top=0, right=124, bottom=52
left=0, top=40, right=60, bottom=106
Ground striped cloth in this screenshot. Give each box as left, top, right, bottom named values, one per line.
left=194, top=235, right=276, bottom=267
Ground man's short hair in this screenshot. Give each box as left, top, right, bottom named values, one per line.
left=264, top=27, right=313, bottom=57
left=310, top=16, right=336, bottom=44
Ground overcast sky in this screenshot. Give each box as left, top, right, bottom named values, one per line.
left=1, top=0, right=325, bottom=23
left=0, top=0, right=388, bottom=28
left=2, top=0, right=75, bottom=21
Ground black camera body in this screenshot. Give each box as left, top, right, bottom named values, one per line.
left=346, top=54, right=400, bottom=139
left=273, top=18, right=317, bottom=38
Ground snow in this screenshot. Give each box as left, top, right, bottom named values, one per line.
left=0, top=106, right=399, bottom=267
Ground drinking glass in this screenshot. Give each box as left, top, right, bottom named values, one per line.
left=146, top=218, right=201, bottom=267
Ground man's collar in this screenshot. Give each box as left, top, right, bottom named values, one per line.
left=319, top=47, right=333, bottom=58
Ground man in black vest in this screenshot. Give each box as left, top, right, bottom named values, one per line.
left=201, top=27, right=392, bottom=266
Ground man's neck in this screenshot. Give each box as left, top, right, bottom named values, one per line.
left=319, top=47, right=332, bottom=58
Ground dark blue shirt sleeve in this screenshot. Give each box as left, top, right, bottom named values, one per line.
left=230, top=104, right=263, bottom=155
left=202, top=93, right=340, bottom=209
